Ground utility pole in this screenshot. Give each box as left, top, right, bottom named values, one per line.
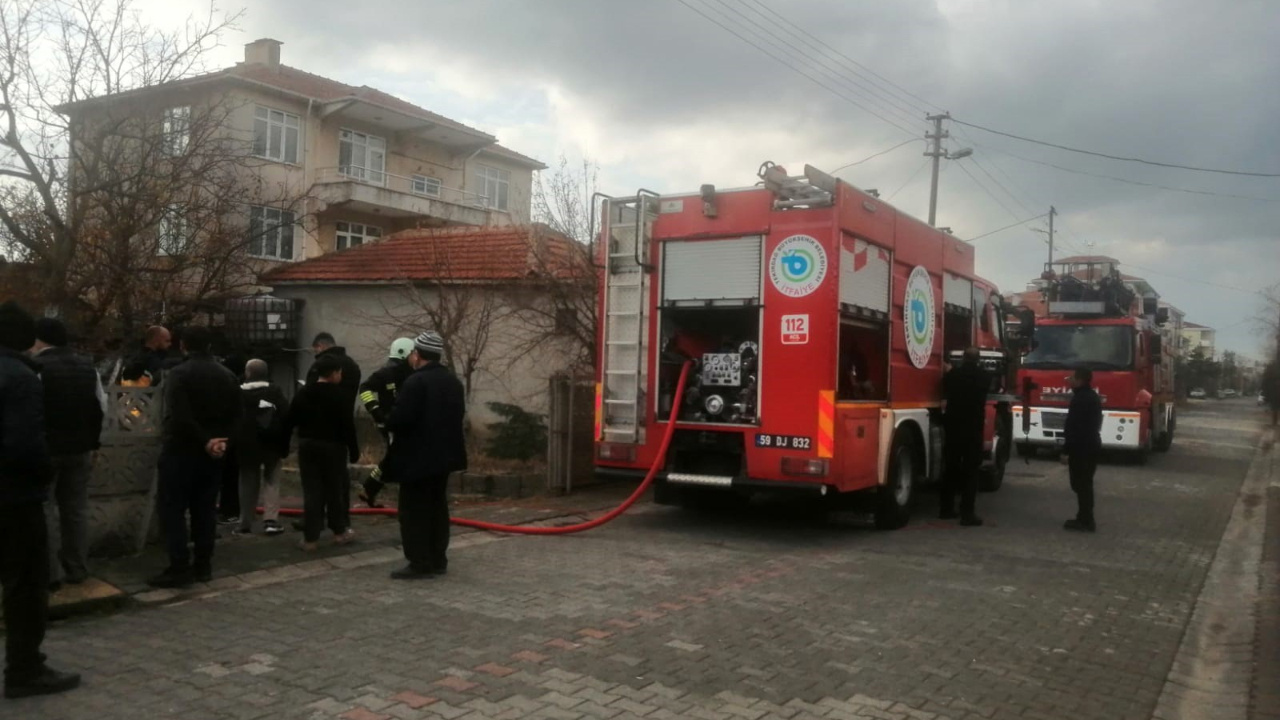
left=925, top=113, right=948, bottom=227
left=925, top=113, right=972, bottom=227
left=1047, top=205, right=1057, bottom=267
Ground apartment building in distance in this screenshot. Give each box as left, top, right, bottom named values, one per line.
left=58, top=38, right=545, bottom=265
left=1181, top=322, right=1217, bottom=359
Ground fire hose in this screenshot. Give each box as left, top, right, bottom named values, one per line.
left=266, top=362, right=692, bottom=536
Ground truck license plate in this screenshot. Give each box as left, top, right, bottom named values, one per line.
left=755, top=434, right=812, bottom=450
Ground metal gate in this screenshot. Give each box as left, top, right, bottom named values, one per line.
left=546, top=373, right=596, bottom=494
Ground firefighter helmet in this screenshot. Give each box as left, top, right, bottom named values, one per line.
left=389, top=337, right=415, bottom=360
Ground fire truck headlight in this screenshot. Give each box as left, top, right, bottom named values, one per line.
left=704, top=395, right=725, bottom=416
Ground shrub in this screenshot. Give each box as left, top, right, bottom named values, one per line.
left=484, top=402, right=547, bottom=461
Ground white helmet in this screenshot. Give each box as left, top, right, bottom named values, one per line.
left=389, top=337, right=415, bottom=360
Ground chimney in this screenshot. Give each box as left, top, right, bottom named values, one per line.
left=244, top=38, right=282, bottom=67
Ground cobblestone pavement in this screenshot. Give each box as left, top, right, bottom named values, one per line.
left=12, top=401, right=1272, bottom=720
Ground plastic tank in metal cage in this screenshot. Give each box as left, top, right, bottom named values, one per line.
left=225, top=295, right=302, bottom=347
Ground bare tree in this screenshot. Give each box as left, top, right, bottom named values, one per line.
left=0, top=0, right=302, bottom=345
left=502, top=156, right=601, bottom=372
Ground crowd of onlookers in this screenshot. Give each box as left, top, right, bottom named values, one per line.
left=0, top=300, right=467, bottom=701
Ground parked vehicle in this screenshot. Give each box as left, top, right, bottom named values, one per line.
left=1261, top=392, right=1268, bottom=406
left=1189, top=388, right=1206, bottom=399
left=1012, top=258, right=1176, bottom=462
left=593, top=162, right=1028, bottom=529
left=1219, top=388, right=1237, bottom=399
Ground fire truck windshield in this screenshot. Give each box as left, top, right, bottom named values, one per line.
left=1023, top=324, right=1133, bottom=370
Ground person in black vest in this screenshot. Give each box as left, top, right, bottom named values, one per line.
left=940, top=347, right=989, bottom=527
left=233, top=359, right=290, bottom=537
left=148, top=326, right=242, bottom=589
left=285, top=354, right=359, bottom=551
left=1062, top=368, right=1103, bottom=532
left=0, top=302, right=80, bottom=699
left=356, top=337, right=415, bottom=508
left=386, top=331, right=467, bottom=580
left=31, top=319, right=105, bottom=588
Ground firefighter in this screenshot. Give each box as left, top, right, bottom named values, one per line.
left=1061, top=368, right=1103, bottom=532
left=356, top=338, right=415, bottom=508
left=941, top=346, right=988, bottom=527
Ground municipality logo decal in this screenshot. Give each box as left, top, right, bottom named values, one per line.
left=769, top=235, right=828, bottom=298
left=903, top=266, right=935, bottom=369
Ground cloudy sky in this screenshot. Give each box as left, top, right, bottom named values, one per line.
left=142, top=0, right=1280, bottom=358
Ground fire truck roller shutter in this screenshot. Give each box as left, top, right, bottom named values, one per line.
left=839, top=236, right=890, bottom=314
left=662, top=237, right=763, bottom=303
left=873, top=408, right=931, bottom=530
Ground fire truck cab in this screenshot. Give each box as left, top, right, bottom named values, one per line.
left=594, top=163, right=1017, bottom=529
left=1013, top=257, right=1176, bottom=460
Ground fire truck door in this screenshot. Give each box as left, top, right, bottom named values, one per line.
left=835, top=405, right=880, bottom=492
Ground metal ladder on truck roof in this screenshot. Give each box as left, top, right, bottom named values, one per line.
left=600, top=191, right=659, bottom=444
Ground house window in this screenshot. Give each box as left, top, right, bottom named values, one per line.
left=339, top=129, right=386, bottom=185
left=335, top=221, right=381, bottom=251
left=475, top=164, right=510, bottom=210
left=157, top=205, right=189, bottom=256
left=411, top=174, right=442, bottom=198
left=162, top=106, right=190, bottom=156
left=252, top=106, right=300, bottom=163
left=248, top=206, right=296, bottom=260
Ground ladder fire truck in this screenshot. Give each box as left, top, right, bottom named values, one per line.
left=1012, top=257, right=1176, bottom=461
left=593, top=162, right=1027, bottom=529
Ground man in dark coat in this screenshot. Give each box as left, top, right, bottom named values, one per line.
left=356, top=337, right=415, bottom=508
left=149, top=326, right=242, bottom=588
left=386, top=331, right=467, bottom=580
left=233, top=359, right=290, bottom=536
left=1062, top=367, right=1103, bottom=532
left=941, top=346, right=989, bottom=527
left=305, top=332, right=362, bottom=413
left=31, top=318, right=105, bottom=587
left=120, top=325, right=173, bottom=387
left=0, top=302, right=80, bottom=699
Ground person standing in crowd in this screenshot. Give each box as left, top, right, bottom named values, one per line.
left=357, top=337, right=415, bottom=508
left=217, top=353, right=247, bottom=526
left=285, top=354, right=359, bottom=551
left=386, top=331, right=467, bottom=580
left=148, top=326, right=241, bottom=589
left=940, top=346, right=989, bottom=527
left=0, top=302, right=80, bottom=699
left=233, top=359, right=290, bottom=537
left=1062, top=368, right=1103, bottom=533
left=120, top=325, right=172, bottom=387
left=30, top=318, right=105, bottom=589
left=306, top=332, right=362, bottom=410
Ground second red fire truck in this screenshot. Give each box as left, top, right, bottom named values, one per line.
left=593, top=162, right=1029, bottom=529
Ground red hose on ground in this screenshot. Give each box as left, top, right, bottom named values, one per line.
left=267, top=362, right=692, bottom=536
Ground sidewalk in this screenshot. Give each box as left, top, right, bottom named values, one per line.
left=47, top=481, right=638, bottom=618
left=1251, top=425, right=1280, bottom=720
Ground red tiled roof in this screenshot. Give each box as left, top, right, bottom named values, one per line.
left=263, top=225, right=586, bottom=284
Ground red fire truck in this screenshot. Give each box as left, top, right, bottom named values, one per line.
left=1013, top=257, right=1176, bottom=460
left=593, top=162, right=1025, bottom=529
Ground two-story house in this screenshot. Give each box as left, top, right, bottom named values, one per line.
left=58, top=38, right=545, bottom=266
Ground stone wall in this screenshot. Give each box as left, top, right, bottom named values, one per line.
left=88, top=386, right=163, bottom=557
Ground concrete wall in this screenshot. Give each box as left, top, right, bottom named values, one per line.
left=272, top=283, right=576, bottom=437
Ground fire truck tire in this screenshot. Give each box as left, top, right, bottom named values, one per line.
left=874, top=432, right=918, bottom=530
left=1154, top=410, right=1175, bottom=452
left=979, top=455, right=1005, bottom=492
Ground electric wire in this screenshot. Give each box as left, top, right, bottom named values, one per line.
left=672, top=0, right=920, bottom=137
left=887, top=159, right=931, bottom=200
left=954, top=160, right=1021, bottom=221
left=830, top=138, right=923, bottom=174
left=952, top=119, right=1280, bottom=178
left=966, top=213, right=1050, bottom=242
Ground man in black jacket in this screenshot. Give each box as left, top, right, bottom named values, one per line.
left=356, top=337, right=415, bottom=508
left=233, top=359, right=290, bottom=537
left=386, top=331, right=467, bottom=580
left=306, top=332, right=362, bottom=412
left=941, top=347, right=989, bottom=527
left=285, top=354, right=359, bottom=550
left=1062, top=368, right=1103, bottom=532
left=0, top=302, right=80, bottom=699
left=31, top=318, right=105, bottom=587
left=120, top=325, right=173, bottom=387
left=149, top=326, right=242, bottom=588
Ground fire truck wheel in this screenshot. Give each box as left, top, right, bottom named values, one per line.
left=979, top=456, right=1005, bottom=492
left=874, top=432, right=917, bottom=530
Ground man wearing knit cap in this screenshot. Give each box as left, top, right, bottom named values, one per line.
left=385, top=331, right=467, bottom=580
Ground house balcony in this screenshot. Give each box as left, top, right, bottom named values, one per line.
left=312, top=167, right=493, bottom=226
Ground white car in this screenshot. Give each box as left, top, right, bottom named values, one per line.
left=1220, top=389, right=1238, bottom=399
left=1189, top=388, right=1206, bottom=399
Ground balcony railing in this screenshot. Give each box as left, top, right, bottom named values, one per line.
left=314, top=167, right=491, bottom=209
